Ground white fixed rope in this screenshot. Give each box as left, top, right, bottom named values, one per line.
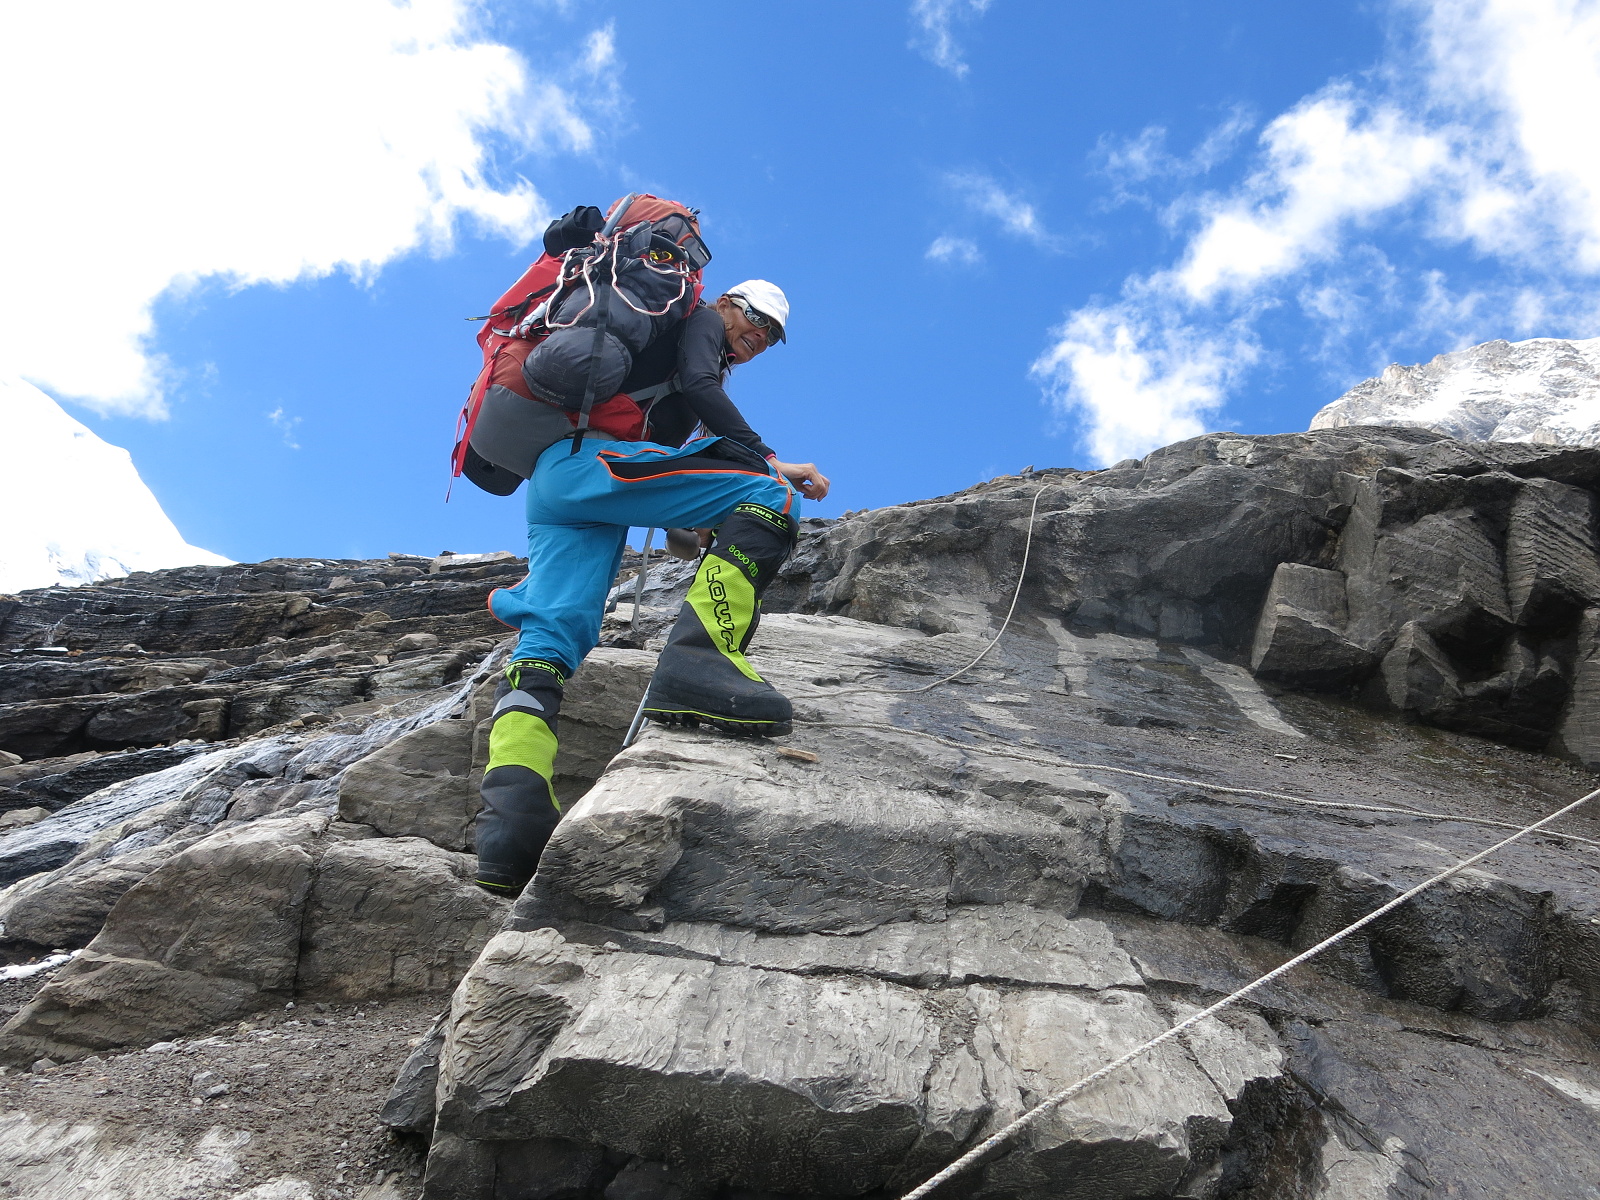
left=600, top=475, right=1599, bottom=1196
left=814, top=485, right=1049, bottom=698
left=898, top=781, right=1600, bottom=1200
left=799, top=719, right=1600, bottom=852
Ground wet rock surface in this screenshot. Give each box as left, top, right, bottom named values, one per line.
left=8, top=430, right=1600, bottom=1197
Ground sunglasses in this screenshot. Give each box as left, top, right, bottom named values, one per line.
left=732, top=298, right=781, bottom=346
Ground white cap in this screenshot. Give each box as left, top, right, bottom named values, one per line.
left=725, top=280, right=788, bottom=342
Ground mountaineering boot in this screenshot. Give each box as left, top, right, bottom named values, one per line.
left=474, top=658, right=566, bottom=897
left=643, top=501, right=798, bottom=737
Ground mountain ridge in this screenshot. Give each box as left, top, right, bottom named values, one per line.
left=0, top=378, right=229, bottom=594
left=1312, top=334, right=1600, bottom=445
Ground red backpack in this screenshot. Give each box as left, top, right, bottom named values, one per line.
left=450, top=193, right=709, bottom=495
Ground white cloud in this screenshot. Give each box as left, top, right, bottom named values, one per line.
left=1039, top=0, right=1600, bottom=466
left=0, top=0, right=607, bottom=418
left=583, top=23, right=617, bottom=73
left=1033, top=303, right=1258, bottom=466
left=1096, top=107, right=1254, bottom=189
left=267, top=407, right=303, bottom=451
left=1174, top=93, right=1449, bottom=302
left=578, top=21, right=625, bottom=117
left=947, top=172, right=1055, bottom=246
left=926, top=235, right=982, bottom=265
left=910, top=0, right=993, bottom=78
left=1418, top=0, right=1600, bottom=261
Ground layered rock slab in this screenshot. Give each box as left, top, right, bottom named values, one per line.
left=8, top=434, right=1600, bottom=1194
left=0, top=815, right=505, bottom=1063
left=770, top=429, right=1600, bottom=764
left=0, top=642, right=658, bottom=1059
left=432, top=922, right=1273, bottom=1200
left=420, top=612, right=1600, bottom=1199
left=427, top=615, right=1255, bottom=1197
left=337, top=647, right=654, bottom=850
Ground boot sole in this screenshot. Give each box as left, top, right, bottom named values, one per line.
left=644, top=706, right=792, bottom=738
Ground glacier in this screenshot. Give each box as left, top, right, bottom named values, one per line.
left=0, top=377, right=230, bottom=594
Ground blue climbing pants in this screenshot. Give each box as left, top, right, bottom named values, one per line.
left=487, top=437, right=799, bottom=672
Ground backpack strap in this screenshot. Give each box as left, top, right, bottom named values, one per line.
left=568, top=284, right=612, bottom=455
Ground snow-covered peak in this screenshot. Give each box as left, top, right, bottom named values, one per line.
left=0, top=377, right=230, bottom=594
left=1310, top=336, right=1600, bottom=446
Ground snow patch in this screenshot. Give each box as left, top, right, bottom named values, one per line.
left=0, top=951, right=79, bottom=982
left=1528, top=1069, right=1600, bottom=1114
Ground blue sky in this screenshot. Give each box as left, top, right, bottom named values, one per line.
left=5, top=1, right=1599, bottom=563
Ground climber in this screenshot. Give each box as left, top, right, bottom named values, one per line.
left=474, top=276, right=831, bottom=897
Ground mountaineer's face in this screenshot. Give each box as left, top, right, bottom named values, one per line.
left=716, top=296, right=775, bottom=365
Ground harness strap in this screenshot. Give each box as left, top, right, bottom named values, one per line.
left=626, top=376, right=679, bottom=405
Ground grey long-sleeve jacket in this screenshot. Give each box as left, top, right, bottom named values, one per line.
left=617, top=302, right=774, bottom=459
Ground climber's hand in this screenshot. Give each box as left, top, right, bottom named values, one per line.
left=773, top=460, right=831, bottom=501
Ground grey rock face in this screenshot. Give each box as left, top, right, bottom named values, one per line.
left=431, top=918, right=1255, bottom=1197
left=545, top=649, right=655, bottom=804
left=0, top=657, right=220, bottom=704
left=339, top=718, right=477, bottom=850
left=770, top=428, right=1600, bottom=763
left=0, top=836, right=197, bottom=955
left=0, top=605, right=649, bottom=1057
left=0, top=806, right=48, bottom=831
left=437, top=928, right=972, bottom=1195
left=0, top=815, right=508, bottom=1062
left=772, top=431, right=1432, bottom=648
left=1506, top=478, right=1600, bottom=625
left=0, top=813, right=327, bottom=1060
left=10, top=433, right=1600, bottom=1196
left=424, top=611, right=1600, bottom=1199
left=380, top=1014, right=446, bottom=1136
left=335, top=646, right=653, bottom=851
left=0, top=551, right=531, bottom=959
left=1311, top=335, right=1600, bottom=446
left=0, top=555, right=519, bottom=759
left=1555, top=610, right=1600, bottom=768
left=296, top=836, right=505, bottom=1001
left=1249, top=564, right=1371, bottom=688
